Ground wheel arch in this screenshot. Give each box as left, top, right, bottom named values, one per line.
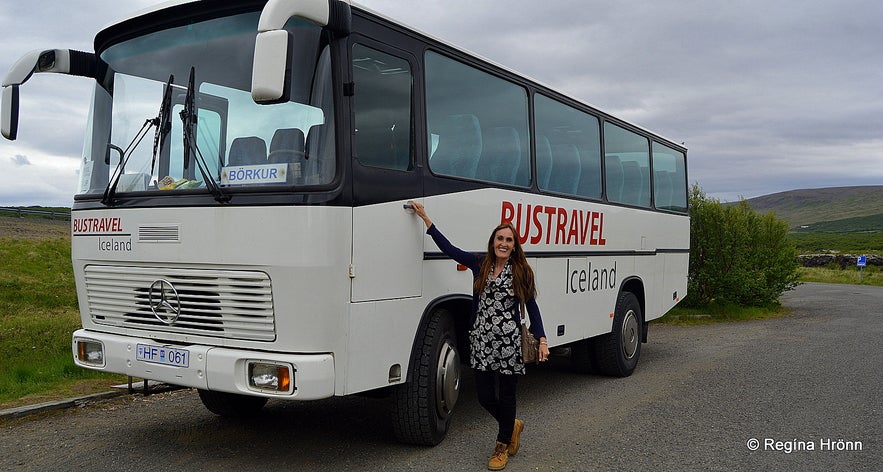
left=618, top=276, right=648, bottom=343
left=403, top=294, right=471, bottom=383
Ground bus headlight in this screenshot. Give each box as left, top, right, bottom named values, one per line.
left=75, top=339, right=105, bottom=367
left=248, top=362, right=293, bottom=394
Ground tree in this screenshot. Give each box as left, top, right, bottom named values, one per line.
left=685, top=184, right=800, bottom=307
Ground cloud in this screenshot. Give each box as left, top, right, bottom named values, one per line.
left=0, top=0, right=881, bottom=206
left=0, top=148, right=80, bottom=206
left=11, top=154, right=30, bottom=166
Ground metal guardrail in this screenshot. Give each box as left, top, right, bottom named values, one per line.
left=0, top=207, right=71, bottom=220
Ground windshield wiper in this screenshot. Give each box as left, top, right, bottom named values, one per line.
left=101, top=75, right=175, bottom=206
left=180, top=66, right=230, bottom=203
left=150, top=74, right=174, bottom=178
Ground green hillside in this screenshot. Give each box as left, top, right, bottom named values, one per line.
left=791, top=213, right=883, bottom=233
left=744, top=186, right=883, bottom=230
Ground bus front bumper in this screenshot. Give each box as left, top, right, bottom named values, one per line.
left=72, top=329, right=335, bottom=400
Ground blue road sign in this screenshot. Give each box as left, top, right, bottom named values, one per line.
left=857, top=255, right=867, bottom=267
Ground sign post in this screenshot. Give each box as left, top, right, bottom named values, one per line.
left=857, top=255, right=867, bottom=283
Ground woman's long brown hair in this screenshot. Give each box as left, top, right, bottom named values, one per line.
left=474, top=222, right=537, bottom=302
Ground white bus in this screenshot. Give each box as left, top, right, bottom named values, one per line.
left=2, top=0, right=688, bottom=445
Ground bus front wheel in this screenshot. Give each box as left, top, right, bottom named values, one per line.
left=593, top=291, right=642, bottom=377
left=391, top=309, right=461, bottom=446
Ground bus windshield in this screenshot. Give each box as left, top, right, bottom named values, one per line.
left=78, top=11, right=336, bottom=199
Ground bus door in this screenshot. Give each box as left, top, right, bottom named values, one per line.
left=349, top=38, right=423, bottom=302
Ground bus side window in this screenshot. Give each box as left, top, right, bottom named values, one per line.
left=425, top=51, right=529, bottom=184
left=352, top=44, right=412, bottom=171
left=652, top=142, right=688, bottom=212
left=534, top=94, right=601, bottom=198
left=604, top=122, right=650, bottom=206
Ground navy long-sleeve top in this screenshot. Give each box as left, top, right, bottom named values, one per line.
left=426, top=224, right=546, bottom=340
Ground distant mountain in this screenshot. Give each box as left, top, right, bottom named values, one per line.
left=742, top=185, right=883, bottom=231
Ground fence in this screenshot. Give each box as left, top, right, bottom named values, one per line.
left=0, top=207, right=71, bottom=220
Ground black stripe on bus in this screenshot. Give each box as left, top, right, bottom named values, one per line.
left=423, top=248, right=689, bottom=260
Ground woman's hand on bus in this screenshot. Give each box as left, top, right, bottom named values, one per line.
left=539, top=337, right=550, bottom=362
left=408, top=201, right=433, bottom=228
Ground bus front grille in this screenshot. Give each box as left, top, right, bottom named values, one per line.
left=83, top=265, right=275, bottom=341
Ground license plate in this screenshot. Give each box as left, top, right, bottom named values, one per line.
left=136, top=344, right=190, bottom=368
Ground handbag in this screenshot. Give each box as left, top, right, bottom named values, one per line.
left=520, top=303, right=539, bottom=364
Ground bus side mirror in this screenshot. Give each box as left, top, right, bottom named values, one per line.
left=1, top=48, right=96, bottom=141
left=251, top=0, right=351, bottom=104
left=251, top=30, right=292, bottom=104
left=2, top=85, right=19, bottom=140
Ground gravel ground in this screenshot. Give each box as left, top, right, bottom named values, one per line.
left=0, top=216, right=69, bottom=240
left=0, top=282, right=879, bottom=471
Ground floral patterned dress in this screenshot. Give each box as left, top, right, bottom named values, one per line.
left=469, top=261, right=526, bottom=375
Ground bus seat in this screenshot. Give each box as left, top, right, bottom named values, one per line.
left=228, top=136, right=267, bottom=166
left=621, top=160, right=643, bottom=205
left=536, top=135, right=552, bottom=189
left=269, top=128, right=305, bottom=163
left=476, top=127, right=521, bottom=184
left=605, top=155, right=623, bottom=202
left=655, top=170, right=673, bottom=210
left=548, top=144, right=581, bottom=194
left=430, top=114, right=482, bottom=179
left=576, top=151, right=601, bottom=198
left=269, top=128, right=306, bottom=183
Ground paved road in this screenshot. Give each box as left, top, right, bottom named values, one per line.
left=1, top=282, right=880, bottom=471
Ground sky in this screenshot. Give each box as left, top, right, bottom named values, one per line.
left=0, top=0, right=880, bottom=207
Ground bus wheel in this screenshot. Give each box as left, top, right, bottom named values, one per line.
left=593, top=291, right=642, bottom=377
left=198, top=389, right=268, bottom=417
left=392, top=309, right=461, bottom=446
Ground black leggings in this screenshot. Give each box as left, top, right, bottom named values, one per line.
left=474, top=369, right=519, bottom=444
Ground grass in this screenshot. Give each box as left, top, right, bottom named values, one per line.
left=791, top=212, right=883, bottom=234
left=797, top=265, right=882, bottom=286
left=788, top=231, right=883, bottom=254
left=0, top=236, right=124, bottom=410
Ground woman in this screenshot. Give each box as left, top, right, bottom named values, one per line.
left=409, top=201, right=549, bottom=471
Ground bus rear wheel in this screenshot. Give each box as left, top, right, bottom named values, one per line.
left=593, top=291, right=642, bottom=377
left=391, top=309, right=461, bottom=445
left=198, top=389, right=268, bottom=417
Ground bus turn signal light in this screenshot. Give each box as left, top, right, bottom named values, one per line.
left=248, top=362, right=293, bottom=394
left=75, top=339, right=105, bottom=367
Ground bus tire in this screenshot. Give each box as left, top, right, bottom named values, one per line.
left=593, top=291, right=642, bottom=377
left=198, top=389, right=268, bottom=417
left=391, top=309, right=461, bottom=446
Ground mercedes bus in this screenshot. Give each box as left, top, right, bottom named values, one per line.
left=2, top=0, right=689, bottom=445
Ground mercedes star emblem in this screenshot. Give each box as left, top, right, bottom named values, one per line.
left=148, top=279, right=181, bottom=325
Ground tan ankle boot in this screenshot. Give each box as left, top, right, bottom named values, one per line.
left=487, top=441, right=509, bottom=470
left=508, top=419, right=524, bottom=455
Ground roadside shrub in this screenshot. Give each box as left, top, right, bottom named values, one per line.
left=684, top=184, right=800, bottom=307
